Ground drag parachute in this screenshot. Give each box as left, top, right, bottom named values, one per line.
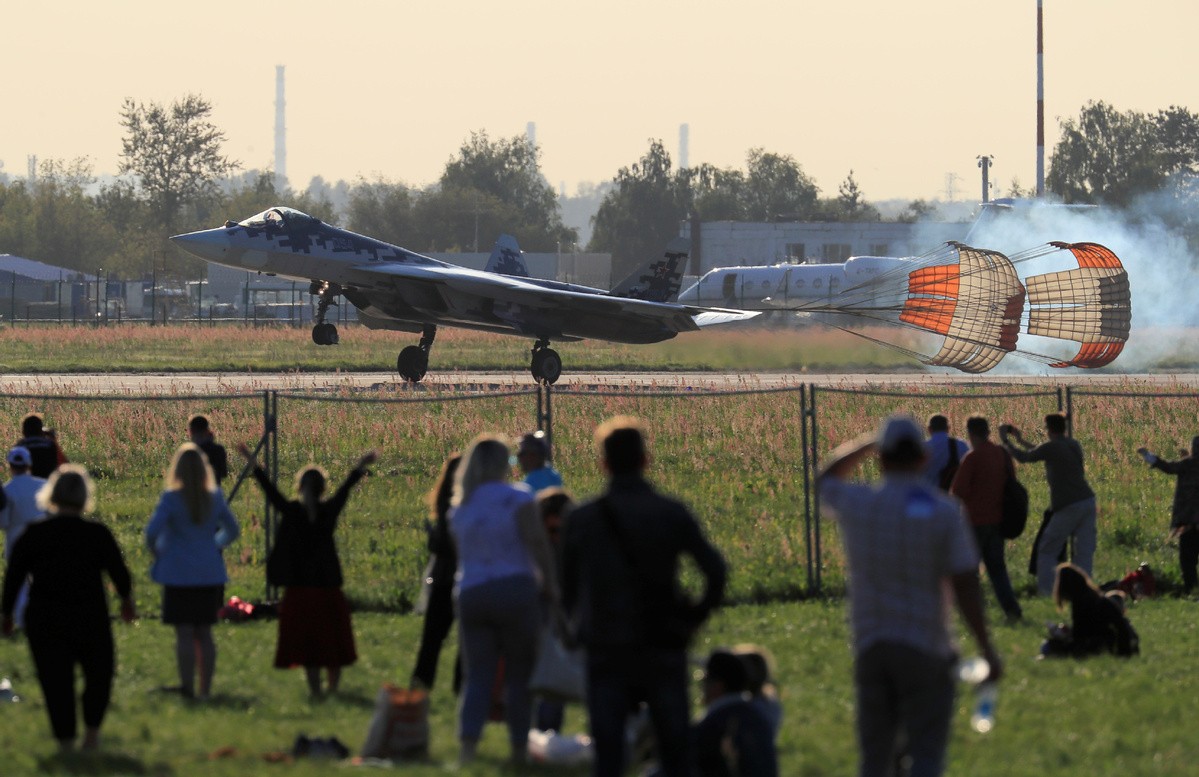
left=1023, top=242, right=1131, bottom=369
left=898, top=245, right=1025, bottom=373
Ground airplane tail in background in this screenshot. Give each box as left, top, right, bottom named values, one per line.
left=609, top=237, right=690, bottom=302
left=484, top=234, right=529, bottom=277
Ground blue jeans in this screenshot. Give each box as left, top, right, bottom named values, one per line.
left=456, top=575, right=541, bottom=751
left=855, top=641, right=956, bottom=777
left=586, top=646, right=691, bottom=777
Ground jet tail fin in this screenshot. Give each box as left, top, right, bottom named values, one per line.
left=484, top=234, right=528, bottom=277
left=609, top=237, right=690, bottom=302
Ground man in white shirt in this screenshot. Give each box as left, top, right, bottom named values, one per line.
left=0, top=446, right=46, bottom=627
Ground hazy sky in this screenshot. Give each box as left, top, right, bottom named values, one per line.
left=4, top=1, right=1195, bottom=203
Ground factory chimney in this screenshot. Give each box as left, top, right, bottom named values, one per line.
left=275, top=65, right=287, bottom=191
left=679, top=123, right=689, bottom=170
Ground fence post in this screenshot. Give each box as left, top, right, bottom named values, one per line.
left=1063, top=386, right=1074, bottom=437
left=809, top=385, right=823, bottom=594
left=800, top=384, right=814, bottom=593
left=262, top=390, right=281, bottom=601
left=536, top=382, right=554, bottom=458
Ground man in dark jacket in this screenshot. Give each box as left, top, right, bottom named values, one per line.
left=17, top=413, right=66, bottom=479
left=562, top=416, right=726, bottom=777
left=1137, top=436, right=1199, bottom=592
left=188, top=415, right=228, bottom=485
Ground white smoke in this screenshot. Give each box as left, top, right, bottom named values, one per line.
left=912, top=194, right=1197, bottom=374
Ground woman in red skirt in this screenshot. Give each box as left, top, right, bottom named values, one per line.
left=238, top=444, right=376, bottom=696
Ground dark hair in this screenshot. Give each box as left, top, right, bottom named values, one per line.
left=21, top=413, right=45, bottom=437
left=965, top=415, right=990, bottom=438
left=927, top=414, right=949, bottom=433
left=188, top=414, right=211, bottom=434
left=879, top=439, right=925, bottom=467
left=537, top=487, right=573, bottom=519
left=1045, top=413, right=1068, bottom=435
left=704, top=650, right=749, bottom=694
left=426, top=454, right=462, bottom=522
left=596, top=416, right=647, bottom=475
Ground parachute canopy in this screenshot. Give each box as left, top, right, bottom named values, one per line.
left=1024, top=242, right=1131, bottom=369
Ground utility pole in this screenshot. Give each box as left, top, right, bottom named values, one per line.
left=977, top=155, right=994, bottom=203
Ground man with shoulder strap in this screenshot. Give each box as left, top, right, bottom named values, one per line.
left=561, top=416, right=726, bottom=777
left=923, top=415, right=968, bottom=491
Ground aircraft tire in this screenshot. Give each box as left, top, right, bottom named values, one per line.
left=311, top=323, right=339, bottom=345
left=532, top=348, right=562, bottom=384
left=397, top=345, right=428, bottom=382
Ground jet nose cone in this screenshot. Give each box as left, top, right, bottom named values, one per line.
left=169, top=228, right=231, bottom=263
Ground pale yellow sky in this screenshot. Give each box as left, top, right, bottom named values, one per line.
left=4, top=1, right=1194, bottom=202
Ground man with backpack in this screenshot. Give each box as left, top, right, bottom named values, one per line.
left=923, top=414, right=968, bottom=491
left=950, top=416, right=1024, bottom=622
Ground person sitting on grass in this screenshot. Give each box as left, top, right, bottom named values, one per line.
left=1041, top=562, right=1139, bottom=658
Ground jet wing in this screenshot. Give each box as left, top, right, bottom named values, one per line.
left=345, top=262, right=732, bottom=341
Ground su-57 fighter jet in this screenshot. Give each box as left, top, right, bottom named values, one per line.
left=171, top=207, right=756, bottom=383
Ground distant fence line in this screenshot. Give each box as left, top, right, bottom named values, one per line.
left=3, top=381, right=1196, bottom=598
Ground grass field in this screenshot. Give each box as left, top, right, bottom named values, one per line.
left=0, top=322, right=944, bottom=374
left=0, top=326, right=1198, bottom=774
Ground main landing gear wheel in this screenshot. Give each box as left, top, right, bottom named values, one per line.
left=397, top=346, right=428, bottom=382
left=530, top=347, right=562, bottom=384
left=311, top=323, right=339, bottom=345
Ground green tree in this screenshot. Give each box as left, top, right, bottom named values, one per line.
left=1047, top=101, right=1166, bottom=206
left=895, top=198, right=938, bottom=224
left=344, top=179, right=418, bottom=247
left=589, top=140, right=689, bottom=279
left=437, top=131, right=576, bottom=251
left=118, top=94, right=239, bottom=235
left=819, top=170, right=880, bottom=222
left=741, top=148, right=820, bottom=221
left=685, top=163, right=746, bottom=221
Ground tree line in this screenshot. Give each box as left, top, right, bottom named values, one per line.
left=1, top=95, right=1197, bottom=281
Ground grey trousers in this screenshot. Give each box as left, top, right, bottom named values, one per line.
left=1036, top=497, right=1097, bottom=595
left=854, top=641, right=956, bottom=777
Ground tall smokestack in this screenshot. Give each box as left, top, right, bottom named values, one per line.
left=526, top=122, right=536, bottom=150
left=679, top=123, right=690, bottom=170
left=1036, top=0, right=1044, bottom=197
left=275, top=65, right=287, bottom=191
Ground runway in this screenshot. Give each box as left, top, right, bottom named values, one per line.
left=2, top=370, right=1198, bottom=395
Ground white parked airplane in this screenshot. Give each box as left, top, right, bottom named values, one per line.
left=677, top=255, right=913, bottom=310
left=171, top=207, right=756, bottom=383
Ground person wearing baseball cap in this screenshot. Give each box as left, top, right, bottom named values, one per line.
left=818, top=414, right=1001, bottom=777
left=2, top=446, right=43, bottom=629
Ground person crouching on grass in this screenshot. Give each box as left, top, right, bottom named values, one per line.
left=238, top=443, right=376, bottom=697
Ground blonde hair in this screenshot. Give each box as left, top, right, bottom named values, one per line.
left=166, top=443, right=215, bottom=524
left=37, top=464, right=95, bottom=515
left=294, top=465, right=327, bottom=523
left=453, top=435, right=511, bottom=506
left=426, top=454, right=462, bottom=521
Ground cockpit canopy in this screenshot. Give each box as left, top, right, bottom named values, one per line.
left=238, top=207, right=321, bottom=229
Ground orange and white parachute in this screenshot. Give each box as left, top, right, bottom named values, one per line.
left=898, top=244, right=1025, bottom=373
left=1023, top=242, right=1131, bottom=369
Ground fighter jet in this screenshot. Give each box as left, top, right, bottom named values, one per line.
left=170, top=207, right=756, bottom=383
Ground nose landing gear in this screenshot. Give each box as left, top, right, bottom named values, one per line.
left=310, top=281, right=340, bottom=345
